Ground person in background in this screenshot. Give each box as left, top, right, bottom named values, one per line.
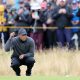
left=18, top=0, right=24, bottom=8
left=41, top=0, right=47, bottom=10
left=12, top=0, right=25, bottom=34
left=31, top=9, right=44, bottom=51
left=38, top=4, right=47, bottom=50
left=8, top=7, right=17, bottom=33
left=77, top=0, right=80, bottom=7
left=30, top=0, right=45, bottom=51
left=76, top=0, right=80, bottom=48
left=43, top=2, right=57, bottom=49
left=52, top=0, right=72, bottom=47
left=69, top=0, right=79, bottom=49
left=71, top=0, right=79, bottom=35
left=24, top=0, right=31, bottom=3
left=77, top=0, right=80, bottom=23
left=66, top=0, right=73, bottom=7
left=13, top=0, right=32, bottom=35
left=24, top=2, right=33, bottom=36
left=0, top=2, right=9, bottom=43
left=48, top=0, right=57, bottom=9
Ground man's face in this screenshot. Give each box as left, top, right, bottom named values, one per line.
left=72, top=3, right=78, bottom=9
left=19, top=35, right=27, bottom=41
left=59, top=1, right=66, bottom=7
left=77, top=2, right=80, bottom=8
left=53, top=0, right=57, bottom=3
left=3, top=4, right=7, bottom=9
left=24, top=0, right=30, bottom=3
left=19, top=2, right=24, bottom=8
left=47, top=6, right=51, bottom=9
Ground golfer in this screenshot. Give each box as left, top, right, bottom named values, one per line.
left=5, top=28, right=35, bottom=76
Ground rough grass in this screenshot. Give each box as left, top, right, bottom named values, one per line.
left=0, top=48, right=80, bottom=76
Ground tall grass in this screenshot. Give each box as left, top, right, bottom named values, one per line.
left=0, top=48, right=80, bottom=76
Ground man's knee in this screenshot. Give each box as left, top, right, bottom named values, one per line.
left=11, top=63, right=20, bottom=69
left=11, top=58, right=20, bottom=68
left=25, top=57, right=35, bottom=64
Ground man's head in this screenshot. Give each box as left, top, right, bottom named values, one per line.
left=51, top=0, right=57, bottom=3
left=18, top=28, right=27, bottom=41
left=47, top=2, right=52, bottom=9
left=19, top=0, right=24, bottom=8
left=72, top=0, right=78, bottom=9
left=77, top=0, right=80, bottom=8
left=2, top=2, right=7, bottom=9
left=71, top=17, right=79, bottom=25
left=59, top=0, right=67, bottom=7
left=24, top=0, right=31, bottom=3
left=24, top=2, right=31, bottom=10
left=77, top=0, right=80, bottom=3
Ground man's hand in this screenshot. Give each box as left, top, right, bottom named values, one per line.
left=47, top=18, right=53, bottom=24
left=10, top=32, right=15, bottom=39
left=18, top=8, right=24, bottom=15
left=62, top=9, right=67, bottom=14
left=19, top=54, right=25, bottom=60
left=58, top=9, right=63, bottom=14
left=43, top=24, right=47, bottom=31
left=71, top=21, right=79, bottom=25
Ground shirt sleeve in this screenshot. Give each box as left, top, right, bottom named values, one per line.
left=5, top=38, right=14, bottom=52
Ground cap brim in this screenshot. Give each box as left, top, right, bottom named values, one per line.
left=22, top=34, right=27, bottom=35
left=19, top=34, right=27, bottom=35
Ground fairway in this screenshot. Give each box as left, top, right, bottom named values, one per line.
left=0, top=76, right=80, bottom=80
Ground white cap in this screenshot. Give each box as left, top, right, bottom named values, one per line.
left=31, top=2, right=41, bottom=10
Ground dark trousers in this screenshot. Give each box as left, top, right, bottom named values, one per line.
left=30, top=32, right=43, bottom=50
left=43, top=30, right=57, bottom=49
left=56, top=29, right=72, bottom=46
left=46, top=30, right=57, bottom=48
left=11, top=57, right=35, bottom=76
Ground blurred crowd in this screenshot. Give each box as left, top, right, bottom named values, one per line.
left=1, top=0, right=80, bottom=50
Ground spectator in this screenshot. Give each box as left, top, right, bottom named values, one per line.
left=48, top=0, right=57, bottom=9
left=0, top=2, right=9, bottom=43
left=13, top=0, right=32, bottom=35
left=18, top=0, right=24, bottom=8
left=71, top=0, right=79, bottom=34
left=76, top=0, right=80, bottom=48
left=77, top=0, right=80, bottom=21
left=52, top=0, right=72, bottom=47
left=42, top=2, right=57, bottom=49
left=41, top=0, right=47, bottom=10
left=24, top=0, right=31, bottom=3
left=69, top=0, right=79, bottom=49
left=30, top=2, right=44, bottom=51
left=2, top=0, right=80, bottom=50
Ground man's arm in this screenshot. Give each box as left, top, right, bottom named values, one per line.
left=52, top=7, right=61, bottom=19
left=5, top=32, right=15, bottom=52
left=5, top=38, right=13, bottom=52
left=65, top=7, right=73, bottom=19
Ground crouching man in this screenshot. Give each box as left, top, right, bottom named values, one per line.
left=5, top=28, right=35, bottom=76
